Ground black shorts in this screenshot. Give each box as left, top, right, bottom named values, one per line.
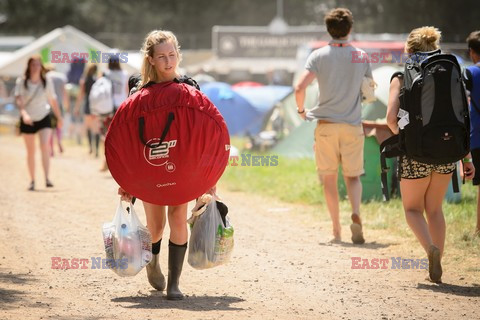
left=471, top=148, right=480, bottom=185
left=20, top=113, right=52, bottom=134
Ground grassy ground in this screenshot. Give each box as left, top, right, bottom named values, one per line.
left=221, top=142, right=480, bottom=262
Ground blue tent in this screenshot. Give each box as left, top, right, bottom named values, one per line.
left=202, top=82, right=293, bottom=136
left=233, top=85, right=293, bottom=113
left=201, top=82, right=263, bottom=136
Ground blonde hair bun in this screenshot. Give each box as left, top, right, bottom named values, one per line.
left=405, top=26, right=441, bottom=53
left=420, top=27, right=441, bottom=44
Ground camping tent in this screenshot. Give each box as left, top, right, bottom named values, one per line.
left=233, top=85, right=292, bottom=115
left=269, top=64, right=403, bottom=201
left=201, top=82, right=292, bottom=136
left=201, top=82, right=261, bottom=135
left=271, top=64, right=402, bottom=158
left=0, top=25, right=139, bottom=78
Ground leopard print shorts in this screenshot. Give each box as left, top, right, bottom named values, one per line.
left=399, top=156, right=456, bottom=179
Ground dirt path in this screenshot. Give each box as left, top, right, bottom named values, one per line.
left=0, top=134, right=479, bottom=320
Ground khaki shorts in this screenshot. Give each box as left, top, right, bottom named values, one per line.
left=314, top=122, right=364, bottom=177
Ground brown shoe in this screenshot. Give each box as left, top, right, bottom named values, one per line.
left=427, top=245, right=442, bottom=283
left=350, top=214, right=365, bottom=244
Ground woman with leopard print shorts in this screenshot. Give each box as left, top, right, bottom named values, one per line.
left=386, top=27, right=475, bottom=284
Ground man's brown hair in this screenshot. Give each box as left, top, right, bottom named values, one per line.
left=467, top=31, right=480, bottom=55
left=324, top=8, right=353, bottom=39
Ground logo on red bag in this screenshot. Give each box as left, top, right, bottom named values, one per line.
left=144, top=139, right=177, bottom=167
left=165, top=162, right=176, bottom=172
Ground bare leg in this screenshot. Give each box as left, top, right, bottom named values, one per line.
left=38, top=128, right=52, bottom=182
left=424, top=172, right=451, bottom=257
left=168, top=203, right=188, bottom=245
left=142, top=201, right=166, bottom=242
left=22, top=134, right=36, bottom=183
left=56, top=127, right=63, bottom=153
left=344, top=175, right=362, bottom=216
left=322, top=174, right=341, bottom=239
left=400, top=176, right=432, bottom=253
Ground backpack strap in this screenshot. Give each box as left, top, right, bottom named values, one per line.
left=174, top=76, right=200, bottom=90
left=379, top=135, right=405, bottom=201
left=380, top=150, right=390, bottom=201
left=452, top=164, right=459, bottom=194
left=390, top=71, right=404, bottom=83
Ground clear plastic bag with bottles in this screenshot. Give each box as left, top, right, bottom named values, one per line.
left=102, top=201, right=152, bottom=277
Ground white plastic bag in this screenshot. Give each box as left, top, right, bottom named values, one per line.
left=102, top=201, right=152, bottom=277
left=188, top=197, right=234, bottom=269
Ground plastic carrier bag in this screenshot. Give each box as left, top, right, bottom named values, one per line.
left=102, top=201, right=152, bottom=277
left=188, top=196, right=234, bottom=269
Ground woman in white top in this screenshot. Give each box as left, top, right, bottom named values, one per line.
left=106, top=57, right=129, bottom=111
left=15, top=55, right=63, bottom=191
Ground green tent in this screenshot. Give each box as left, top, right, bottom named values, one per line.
left=269, top=64, right=461, bottom=202
left=270, top=65, right=401, bottom=201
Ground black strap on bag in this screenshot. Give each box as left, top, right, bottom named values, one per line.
left=380, top=135, right=404, bottom=201
left=133, top=112, right=175, bottom=205
left=452, top=164, right=459, bottom=194
left=138, top=112, right=175, bottom=148
left=380, top=151, right=390, bottom=201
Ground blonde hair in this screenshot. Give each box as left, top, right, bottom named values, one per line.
left=140, top=30, right=182, bottom=87
left=405, top=26, right=441, bottom=53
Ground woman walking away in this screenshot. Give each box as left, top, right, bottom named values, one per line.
left=15, top=55, right=63, bottom=191
left=386, top=27, right=475, bottom=283
left=74, top=64, right=100, bottom=157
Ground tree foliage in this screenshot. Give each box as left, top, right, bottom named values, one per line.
left=0, top=0, right=478, bottom=50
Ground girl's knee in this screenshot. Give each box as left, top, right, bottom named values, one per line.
left=168, top=206, right=187, bottom=226
left=425, top=207, right=443, bottom=219
left=404, top=207, right=424, bottom=216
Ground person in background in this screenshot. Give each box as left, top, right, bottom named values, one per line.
left=74, top=64, right=100, bottom=157
left=105, top=55, right=129, bottom=113
left=45, top=64, right=69, bottom=156
left=294, top=8, right=371, bottom=244
left=98, top=56, right=129, bottom=171
left=14, top=55, right=63, bottom=191
left=386, top=27, right=475, bottom=283
left=463, top=30, right=480, bottom=237
left=66, top=58, right=86, bottom=145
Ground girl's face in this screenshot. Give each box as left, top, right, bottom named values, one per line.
left=148, top=41, right=179, bottom=81
left=29, top=58, right=42, bottom=76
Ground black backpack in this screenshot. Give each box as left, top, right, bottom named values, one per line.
left=380, top=50, right=470, bottom=201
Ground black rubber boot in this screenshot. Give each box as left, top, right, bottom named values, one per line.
left=166, top=240, right=187, bottom=300
left=146, top=253, right=166, bottom=291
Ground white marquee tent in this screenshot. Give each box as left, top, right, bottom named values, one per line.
left=0, top=25, right=139, bottom=78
